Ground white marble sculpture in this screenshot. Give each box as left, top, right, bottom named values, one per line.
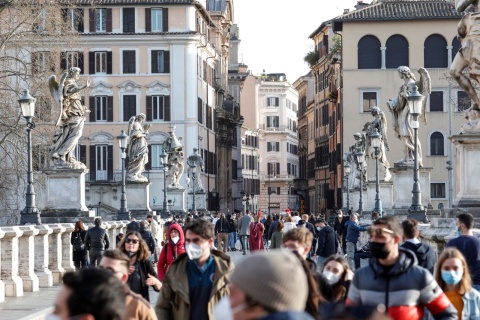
left=344, top=133, right=367, bottom=190
left=162, top=129, right=185, bottom=189
left=126, top=114, right=150, bottom=182
left=187, top=148, right=205, bottom=193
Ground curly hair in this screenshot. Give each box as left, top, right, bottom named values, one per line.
left=117, top=231, right=151, bottom=261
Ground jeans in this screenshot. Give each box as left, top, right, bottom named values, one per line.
left=240, top=235, right=250, bottom=253
left=346, top=241, right=357, bottom=270
left=228, top=232, right=237, bottom=249
left=89, top=250, right=103, bottom=267
left=354, top=251, right=372, bottom=269
left=316, top=256, right=326, bottom=271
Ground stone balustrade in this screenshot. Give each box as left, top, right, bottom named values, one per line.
left=0, top=220, right=165, bottom=303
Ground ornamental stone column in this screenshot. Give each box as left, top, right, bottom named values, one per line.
left=18, top=225, right=40, bottom=292
left=0, top=226, right=24, bottom=297
left=34, top=224, right=53, bottom=287
left=48, top=224, right=66, bottom=284
left=0, top=228, right=6, bottom=302
left=61, top=223, right=75, bottom=273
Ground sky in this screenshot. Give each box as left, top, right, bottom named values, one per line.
left=233, top=0, right=361, bottom=82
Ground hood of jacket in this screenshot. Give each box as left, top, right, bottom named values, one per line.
left=320, top=225, right=334, bottom=234
left=167, top=223, right=185, bottom=244
left=369, top=247, right=418, bottom=278
left=402, top=241, right=430, bottom=257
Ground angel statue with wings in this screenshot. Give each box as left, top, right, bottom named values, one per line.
left=49, top=67, right=90, bottom=169
left=126, top=113, right=150, bottom=182
left=387, top=66, right=431, bottom=167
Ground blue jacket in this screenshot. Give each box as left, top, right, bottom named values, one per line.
left=460, top=288, right=480, bottom=320
left=345, top=220, right=368, bottom=243
left=258, top=311, right=314, bottom=320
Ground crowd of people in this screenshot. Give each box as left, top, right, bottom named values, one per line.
left=53, top=210, right=480, bottom=320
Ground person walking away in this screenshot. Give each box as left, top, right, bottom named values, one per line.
left=157, top=223, right=185, bottom=281
left=314, top=219, right=339, bottom=269
left=401, top=218, right=436, bottom=274
left=238, top=209, right=254, bottom=255
left=267, top=214, right=280, bottom=241
left=320, top=254, right=353, bottom=302
left=435, top=247, right=480, bottom=320
left=347, top=216, right=457, bottom=320
left=447, top=213, right=480, bottom=291
left=270, top=220, right=285, bottom=249
left=339, top=210, right=351, bottom=254
left=155, top=219, right=234, bottom=320
left=146, top=214, right=160, bottom=256
left=214, top=213, right=229, bottom=253
left=345, top=213, right=369, bottom=270
left=139, top=221, right=157, bottom=263
left=249, top=216, right=265, bottom=252
left=302, top=214, right=316, bottom=235
left=333, top=209, right=344, bottom=238
left=84, top=217, right=110, bottom=267
left=226, top=214, right=237, bottom=251
left=71, top=220, right=88, bottom=269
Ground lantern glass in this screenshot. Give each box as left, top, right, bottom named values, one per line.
left=160, top=150, right=168, bottom=165
left=19, top=89, right=36, bottom=119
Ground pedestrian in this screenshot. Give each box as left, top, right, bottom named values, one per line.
left=71, top=220, right=88, bottom=269
left=447, top=213, right=480, bottom=291
left=320, top=254, right=353, bottom=302
left=227, top=214, right=237, bottom=251
left=435, top=247, right=480, bottom=319
left=401, top=218, right=436, bottom=274
left=270, top=220, right=285, bottom=249
left=238, top=209, right=254, bottom=255
left=84, top=217, right=110, bottom=267
left=126, top=219, right=140, bottom=232
left=345, top=212, right=369, bottom=270
left=146, top=214, right=159, bottom=242
left=314, top=219, right=339, bottom=268
left=249, top=216, right=265, bottom=252
left=353, top=241, right=372, bottom=270
left=264, top=214, right=273, bottom=243
left=333, top=209, right=344, bottom=237
left=347, top=216, right=457, bottom=320
left=116, top=232, right=124, bottom=246
left=340, top=210, right=351, bottom=254
left=214, top=250, right=315, bottom=320
left=215, top=213, right=229, bottom=253
left=117, top=231, right=162, bottom=302
left=283, top=215, right=297, bottom=233
left=157, top=223, right=185, bottom=281
left=155, top=219, right=234, bottom=320
left=302, top=214, right=316, bottom=235
left=139, top=220, right=157, bottom=262
left=268, top=214, right=280, bottom=240
left=100, top=250, right=157, bottom=320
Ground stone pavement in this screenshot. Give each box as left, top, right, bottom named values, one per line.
left=0, top=249, right=248, bottom=320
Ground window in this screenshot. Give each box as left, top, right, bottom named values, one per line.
left=362, top=91, right=377, bottom=112
left=429, top=91, right=444, bottom=112
left=95, top=9, right=107, bottom=32
left=152, top=9, right=163, bottom=31
left=198, top=98, right=203, bottom=124
left=430, top=132, right=445, bottom=156
left=151, top=50, right=170, bottom=73
left=90, top=96, right=113, bottom=122
left=95, top=52, right=106, bottom=73
left=123, top=95, right=136, bottom=121
left=95, top=96, right=107, bottom=121
left=123, top=50, right=136, bottom=74
left=452, top=37, right=461, bottom=60
left=431, top=183, right=446, bottom=199
left=33, top=9, right=47, bottom=32
left=424, top=34, right=448, bottom=68
left=61, top=51, right=84, bottom=71
left=96, top=145, right=108, bottom=180
left=89, top=51, right=112, bottom=74
left=358, top=35, right=381, bottom=69
left=62, top=8, right=84, bottom=32
left=268, top=187, right=281, bottom=195
left=146, top=95, right=171, bottom=121
left=145, top=8, right=168, bottom=32
left=123, top=8, right=135, bottom=33
left=152, top=96, right=165, bottom=120
left=267, top=97, right=279, bottom=107
left=457, top=91, right=471, bottom=111
left=266, top=116, right=279, bottom=128
left=149, top=144, right=164, bottom=169
left=32, top=51, right=51, bottom=74
left=386, top=35, right=409, bottom=69
left=267, top=142, right=280, bottom=152
left=267, top=162, right=280, bottom=175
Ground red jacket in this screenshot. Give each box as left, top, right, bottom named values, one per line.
left=157, top=223, right=185, bottom=281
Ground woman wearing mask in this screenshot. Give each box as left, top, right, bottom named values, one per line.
left=321, top=255, right=353, bottom=302
left=435, top=247, right=480, bottom=319
left=118, top=230, right=162, bottom=302
left=157, top=223, right=185, bottom=281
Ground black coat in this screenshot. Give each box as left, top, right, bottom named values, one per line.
left=71, top=230, right=87, bottom=262
left=316, top=226, right=338, bottom=258
left=401, top=241, right=436, bottom=274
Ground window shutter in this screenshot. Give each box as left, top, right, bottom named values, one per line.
left=107, top=96, right=113, bottom=122
left=275, top=97, right=279, bottom=106
left=31, top=52, right=38, bottom=75
left=89, top=97, right=95, bottom=122
left=79, top=145, right=86, bottom=165
left=61, top=8, right=68, bottom=22
left=123, top=8, right=135, bottom=33
left=89, top=9, right=95, bottom=33
left=89, top=52, right=95, bottom=74
left=164, top=50, right=170, bottom=73
left=267, top=143, right=271, bottom=152
left=78, top=52, right=84, bottom=73
left=106, top=51, right=112, bottom=74
left=162, top=8, right=168, bottom=32
left=276, top=163, right=280, bottom=175
left=77, top=9, right=84, bottom=32
left=60, top=52, right=66, bottom=71
left=145, top=8, right=151, bottom=32
left=146, top=145, right=152, bottom=170
left=146, top=96, right=152, bottom=121
left=89, top=145, right=96, bottom=180
left=107, top=145, right=113, bottom=180
left=151, top=50, right=158, bottom=73
left=106, top=9, right=112, bottom=32
left=164, top=96, right=171, bottom=121
left=197, top=98, right=203, bottom=123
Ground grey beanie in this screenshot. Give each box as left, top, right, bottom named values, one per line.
left=230, top=250, right=308, bottom=312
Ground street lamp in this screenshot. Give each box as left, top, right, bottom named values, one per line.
left=19, top=89, right=41, bottom=225
left=407, top=85, right=428, bottom=222
left=189, top=162, right=197, bottom=212
left=117, top=130, right=130, bottom=220
left=160, top=149, right=169, bottom=218
left=241, top=189, right=249, bottom=212
left=344, top=161, right=351, bottom=211
left=355, top=147, right=365, bottom=215
left=370, top=128, right=383, bottom=217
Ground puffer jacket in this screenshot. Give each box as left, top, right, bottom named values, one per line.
left=157, top=223, right=185, bottom=281
left=347, top=248, right=457, bottom=320
left=84, top=226, right=110, bottom=251
left=155, top=250, right=234, bottom=320
left=401, top=240, right=436, bottom=274
left=315, top=225, right=338, bottom=258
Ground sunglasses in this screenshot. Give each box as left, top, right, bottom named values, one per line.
left=367, top=227, right=394, bottom=237
left=125, top=238, right=139, bottom=244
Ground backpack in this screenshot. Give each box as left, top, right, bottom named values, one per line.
left=73, top=232, right=84, bottom=251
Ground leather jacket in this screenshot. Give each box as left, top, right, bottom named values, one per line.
left=84, top=226, right=110, bottom=251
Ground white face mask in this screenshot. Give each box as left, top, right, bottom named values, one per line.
left=323, top=270, right=341, bottom=285
left=213, top=296, right=248, bottom=320
left=185, top=243, right=204, bottom=260
left=171, top=236, right=180, bottom=244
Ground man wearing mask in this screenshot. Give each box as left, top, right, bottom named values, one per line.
left=155, top=219, right=234, bottom=320
left=347, top=216, right=457, bottom=320
left=313, top=219, right=338, bottom=268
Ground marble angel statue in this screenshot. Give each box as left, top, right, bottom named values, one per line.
left=126, top=113, right=150, bottom=182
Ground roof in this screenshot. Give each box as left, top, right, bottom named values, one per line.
left=74, top=0, right=194, bottom=4
left=334, top=0, right=462, bottom=23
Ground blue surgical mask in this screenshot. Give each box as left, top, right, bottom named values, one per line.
left=316, top=227, right=321, bottom=231
left=441, top=270, right=463, bottom=285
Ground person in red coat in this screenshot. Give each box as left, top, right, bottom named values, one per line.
left=249, top=218, right=265, bottom=252
left=157, top=223, right=185, bottom=281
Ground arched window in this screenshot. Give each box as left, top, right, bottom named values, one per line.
left=430, top=131, right=445, bottom=156
left=424, top=34, right=448, bottom=68
left=358, top=35, right=381, bottom=69
left=386, top=35, right=409, bottom=69
left=452, top=37, right=461, bottom=61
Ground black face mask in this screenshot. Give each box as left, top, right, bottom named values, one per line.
left=369, top=241, right=390, bottom=259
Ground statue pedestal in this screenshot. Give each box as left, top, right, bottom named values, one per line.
left=188, top=191, right=207, bottom=212
left=166, top=188, right=186, bottom=214
left=451, top=135, right=480, bottom=207
left=366, top=180, right=394, bottom=211
left=126, top=181, right=152, bottom=219
left=390, top=166, right=433, bottom=209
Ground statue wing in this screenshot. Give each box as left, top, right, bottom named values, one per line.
left=127, top=116, right=135, bottom=137
left=416, top=68, right=431, bottom=125
left=49, top=73, right=67, bottom=126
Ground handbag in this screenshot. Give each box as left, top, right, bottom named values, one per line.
left=235, top=239, right=242, bottom=251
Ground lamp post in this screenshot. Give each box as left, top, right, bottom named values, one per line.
left=19, top=89, right=41, bottom=225
left=355, top=147, right=365, bottom=215
left=160, top=150, right=169, bottom=218
left=241, top=190, right=250, bottom=212
left=189, top=162, right=197, bottom=212
left=344, top=161, right=351, bottom=211
left=117, top=130, right=131, bottom=220
left=370, top=128, right=383, bottom=217
left=407, top=85, right=428, bottom=222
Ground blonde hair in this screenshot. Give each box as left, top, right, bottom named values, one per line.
left=435, top=247, right=472, bottom=294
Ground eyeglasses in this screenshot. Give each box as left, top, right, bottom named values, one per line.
left=125, top=238, right=139, bottom=244
left=368, top=227, right=394, bottom=237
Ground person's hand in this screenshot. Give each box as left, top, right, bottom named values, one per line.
left=344, top=269, right=354, bottom=281
left=128, top=265, right=135, bottom=275
left=146, top=274, right=162, bottom=290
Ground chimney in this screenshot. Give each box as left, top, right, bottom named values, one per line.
left=343, top=9, right=350, bottom=14
left=354, top=1, right=369, bottom=10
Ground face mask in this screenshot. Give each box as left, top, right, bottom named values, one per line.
left=171, top=236, right=180, bottom=244
left=45, top=314, right=61, bottom=320
left=441, top=270, right=463, bottom=285
left=316, top=227, right=322, bottom=231
left=185, top=243, right=203, bottom=260
left=213, top=296, right=248, bottom=320
left=323, top=270, right=340, bottom=285
left=369, top=241, right=390, bottom=259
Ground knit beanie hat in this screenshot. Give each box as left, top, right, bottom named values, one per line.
left=230, top=250, right=308, bottom=312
